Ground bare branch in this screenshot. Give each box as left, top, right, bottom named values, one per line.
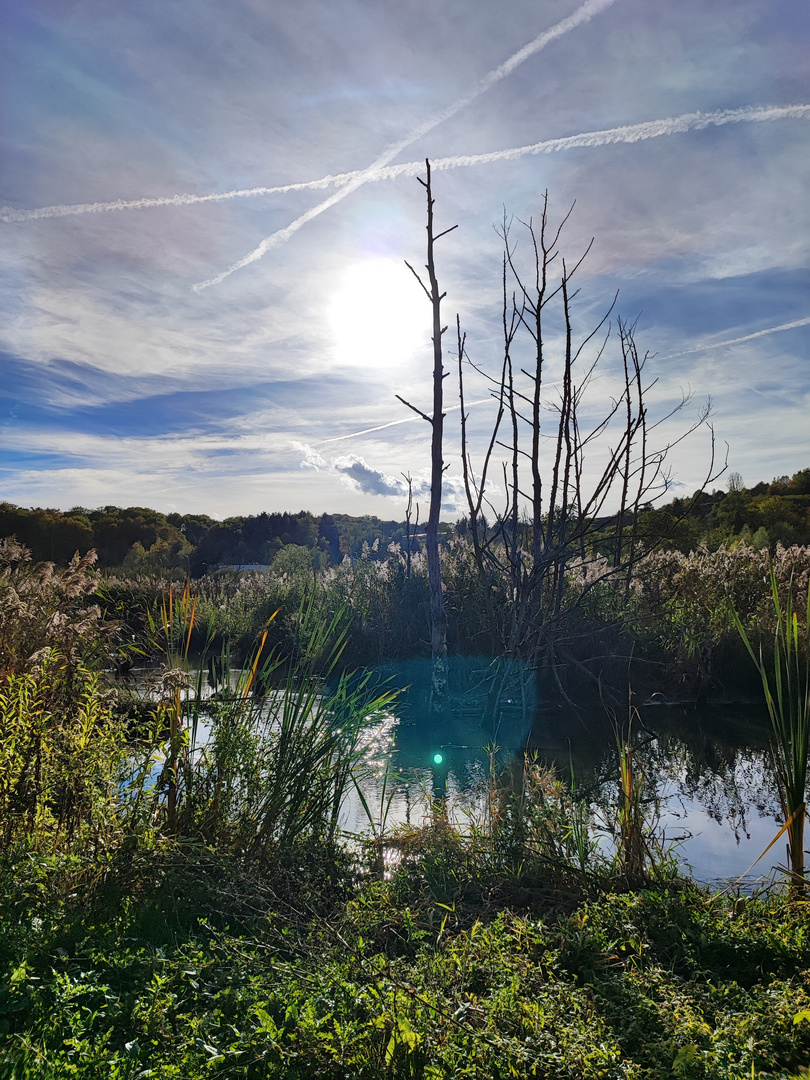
left=395, top=394, right=434, bottom=425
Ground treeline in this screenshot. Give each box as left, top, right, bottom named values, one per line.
left=1, top=467, right=808, bottom=573
left=635, top=467, right=810, bottom=552
left=0, top=504, right=431, bottom=574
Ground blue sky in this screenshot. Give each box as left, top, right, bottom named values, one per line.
left=1, top=0, right=808, bottom=519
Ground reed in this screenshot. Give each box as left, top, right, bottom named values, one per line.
left=243, top=599, right=397, bottom=859
left=145, top=582, right=207, bottom=833
left=733, top=568, right=809, bottom=892
left=139, top=592, right=397, bottom=859
left=351, top=764, right=401, bottom=878
left=614, top=707, right=648, bottom=883
left=481, top=746, right=600, bottom=883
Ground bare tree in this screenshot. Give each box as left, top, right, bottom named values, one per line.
left=458, top=195, right=725, bottom=704
left=400, top=472, right=419, bottom=579
left=397, top=161, right=457, bottom=705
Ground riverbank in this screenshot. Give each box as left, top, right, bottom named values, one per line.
left=2, top=833, right=810, bottom=1079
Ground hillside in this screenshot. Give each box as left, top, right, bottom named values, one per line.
left=1, top=467, right=808, bottom=573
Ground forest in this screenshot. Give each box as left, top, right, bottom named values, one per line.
left=1, top=464, right=809, bottom=574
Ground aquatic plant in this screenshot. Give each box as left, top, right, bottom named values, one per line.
left=733, top=568, right=809, bottom=892
left=135, top=594, right=398, bottom=857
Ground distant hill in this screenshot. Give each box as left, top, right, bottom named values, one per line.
left=1, top=467, right=808, bottom=572
left=629, top=467, right=810, bottom=553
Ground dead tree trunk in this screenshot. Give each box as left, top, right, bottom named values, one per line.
left=397, top=160, right=457, bottom=705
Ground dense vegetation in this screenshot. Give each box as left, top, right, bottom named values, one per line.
left=0, top=467, right=806, bottom=704
left=1, top=469, right=809, bottom=1077
left=4, top=848, right=810, bottom=1078
left=0, top=503, right=426, bottom=575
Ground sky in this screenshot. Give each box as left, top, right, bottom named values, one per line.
left=1, top=0, right=808, bottom=521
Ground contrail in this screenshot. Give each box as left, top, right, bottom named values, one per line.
left=0, top=175, right=360, bottom=224
left=320, top=416, right=423, bottom=444
left=192, top=0, right=616, bottom=290
left=320, top=397, right=491, bottom=444
left=194, top=101, right=810, bottom=289
left=421, top=103, right=810, bottom=172
left=661, top=316, right=810, bottom=359
left=6, top=103, right=807, bottom=228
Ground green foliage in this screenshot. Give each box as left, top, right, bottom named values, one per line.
left=0, top=539, right=126, bottom=856
left=0, top=504, right=94, bottom=565
left=480, top=751, right=602, bottom=886
left=627, top=543, right=810, bottom=663
left=1, top=543, right=810, bottom=1075
left=732, top=569, right=809, bottom=890
left=3, top=490, right=810, bottom=1075
left=2, top=859, right=810, bottom=1078
left=0, top=659, right=123, bottom=853
left=167, top=599, right=397, bottom=857
left=633, top=469, right=810, bottom=553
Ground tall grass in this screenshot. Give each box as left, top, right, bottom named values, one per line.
left=0, top=540, right=124, bottom=856
left=147, top=582, right=201, bottom=832
left=136, top=593, right=398, bottom=859
left=0, top=539, right=397, bottom=866
left=733, top=568, right=809, bottom=891
left=613, top=706, right=650, bottom=883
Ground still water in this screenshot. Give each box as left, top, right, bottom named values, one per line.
left=345, top=658, right=784, bottom=890
left=122, top=655, right=786, bottom=889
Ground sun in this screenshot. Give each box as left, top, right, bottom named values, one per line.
left=327, top=258, right=427, bottom=370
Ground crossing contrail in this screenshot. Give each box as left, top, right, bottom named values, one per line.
left=661, top=316, right=810, bottom=359
left=192, top=0, right=617, bottom=290
left=193, top=102, right=810, bottom=290
left=5, top=103, right=807, bottom=229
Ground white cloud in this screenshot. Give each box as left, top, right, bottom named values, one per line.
left=294, top=441, right=474, bottom=511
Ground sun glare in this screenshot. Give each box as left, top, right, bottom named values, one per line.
left=327, top=258, right=427, bottom=370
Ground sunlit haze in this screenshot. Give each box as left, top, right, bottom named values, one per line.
left=328, top=260, right=426, bottom=371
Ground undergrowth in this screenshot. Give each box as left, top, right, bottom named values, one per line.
left=2, top=842, right=810, bottom=1079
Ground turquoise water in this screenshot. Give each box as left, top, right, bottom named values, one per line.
left=344, top=659, right=784, bottom=889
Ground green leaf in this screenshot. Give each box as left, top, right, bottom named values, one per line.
left=9, top=962, right=27, bottom=987
left=254, top=1006, right=279, bottom=1037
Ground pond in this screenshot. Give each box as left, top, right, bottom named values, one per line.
left=343, top=658, right=784, bottom=890
left=118, top=655, right=786, bottom=890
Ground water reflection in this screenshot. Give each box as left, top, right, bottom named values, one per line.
left=350, top=661, right=784, bottom=889
left=119, top=656, right=786, bottom=888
